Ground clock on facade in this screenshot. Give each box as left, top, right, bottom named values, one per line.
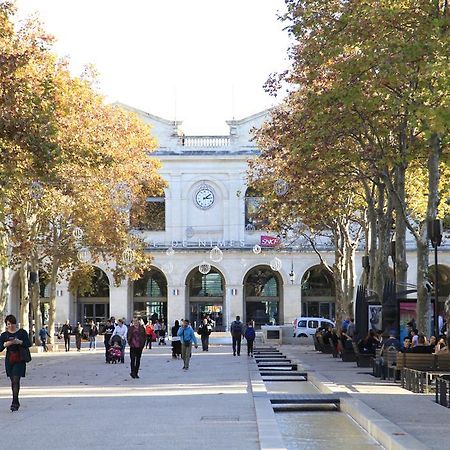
left=194, top=184, right=215, bottom=210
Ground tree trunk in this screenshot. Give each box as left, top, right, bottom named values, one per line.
left=0, top=265, right=9, bottom=332
left=416, top=236, right=430, bottom=334
left=47, top=258, right=59, bottom=346
left=362, top=180, right=377, bottom=290
left=19, top=261, right=30, bottom=330
left=394, top=164, right=408, bottom=290
left=30, top=255, right=41, bottom=346
left=373, top=183, right=393, bottom=301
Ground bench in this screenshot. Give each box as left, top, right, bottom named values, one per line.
left=316, top=334, right=334, bottom=354
left=400, top=353, right=450, bottom=393
left=313, top=335, right=321, bottom=351
left=340, top=340, right=357, bottom=362
left=352, top=342, right=374, bottom=368
left=396, top=352, right=436, bottom=372
left=437, top=353, right=450, bottom=371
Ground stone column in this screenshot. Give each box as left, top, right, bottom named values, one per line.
left=228, top=284, right=243, bottom=330
left=283, top=283, right=301, bottom=325
left=167, top=285, right=185, bottom=328
left=109, top=279, right=129, bottom=320
left=55, top=281, right=70, bottom=324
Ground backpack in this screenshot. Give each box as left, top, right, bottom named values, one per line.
left=232, top=321, right=243, bottom=336
left=245, top=327, right=255, bottom=340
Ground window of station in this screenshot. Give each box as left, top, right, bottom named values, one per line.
left=245, top=187, right=266, bottom=231
left=189, top=270, right=224, bottom=297
left=130, top=195, right=165, bottom=231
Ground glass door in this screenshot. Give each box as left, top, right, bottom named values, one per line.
left=190, top=302, right=224, bottom=331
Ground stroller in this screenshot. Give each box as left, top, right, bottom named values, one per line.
left=158, top=325, right=167, bottom=346
left=108, top=335, right=123, bottom=363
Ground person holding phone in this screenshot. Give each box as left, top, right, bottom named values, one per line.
left=0, top=315, right=32, bottom=411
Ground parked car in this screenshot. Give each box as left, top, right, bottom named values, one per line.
left=293, top=317, right=335, bottom=337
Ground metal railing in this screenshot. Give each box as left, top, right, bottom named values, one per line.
left=436, top=376, right=450, bottom=407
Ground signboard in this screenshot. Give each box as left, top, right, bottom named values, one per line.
left=260, top=235, right=280, bottom=247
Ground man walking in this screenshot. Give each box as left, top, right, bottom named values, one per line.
left=230, top=316, right=244, bottom=356
left=197, top=318, right=212, bottom=351
left=177, top=319, right=198, bottom=370
left=39, top=325, right=50, bottom=352
left=59, top=320, right=72, bottom=352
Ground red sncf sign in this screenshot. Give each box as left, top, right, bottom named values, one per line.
left=260, top=235, right=280, bottom=247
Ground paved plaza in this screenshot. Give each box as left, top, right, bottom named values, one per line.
left=0, top=344, right=259, bottom=450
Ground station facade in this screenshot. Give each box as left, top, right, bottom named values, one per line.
left=5, top=105, right=450, bottom=330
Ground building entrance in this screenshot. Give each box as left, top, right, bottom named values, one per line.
left=187, top=266, right=225, bottom=331
left=190, top=302, right=224, bottom=331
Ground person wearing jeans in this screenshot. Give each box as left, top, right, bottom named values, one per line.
left=197, top=318, right=212, bottom=351
left=177, top=319, right=198, bottom=370
left=88, top=321, right=98, bottom=350
left=127, top=318, right=146, bottom=378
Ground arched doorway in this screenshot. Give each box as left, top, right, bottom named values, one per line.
left=244, top=265, right=282, bottom=328
left=301, top=265, right=335, bottom=319
left=133, top=268, right=168, bottom=324
left=187, top=267, right=225, bottom=331
left=75, top=267, right=110, bottom=326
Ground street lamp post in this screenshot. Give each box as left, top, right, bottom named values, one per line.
left=428, top=219, right=443, bottom=338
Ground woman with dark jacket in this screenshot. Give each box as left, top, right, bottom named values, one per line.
left=171, top=320, right=182, bottom=359
left=0, top=315, right=32, bottom=411
left=127, top=317, right=146, bottom=378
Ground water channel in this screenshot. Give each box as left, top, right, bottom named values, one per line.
left=258, top=355, right=384, bottom=449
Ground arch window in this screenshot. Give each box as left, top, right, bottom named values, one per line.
left=189, top=269, right=224, bottom=297
left=134, top=269, right=168, bottom=298
left=131, top=193, right=165, bottom=231
left=244, top=266, right=281, bottom=328
left=301, top=266, right=335, bottom=319
left=245, top=187, right=266, bottom=230
left=187, top=267, right=225, bottom=331
left=133, top=268, right=168, bottom=324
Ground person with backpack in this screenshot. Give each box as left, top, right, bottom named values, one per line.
left=197, top=318, right=212, bottom=351
left=244, top=321, right=256, bottom=357
left=230, top=315, right=244, bottom=356
left=177, top=319, right=198, bottom=370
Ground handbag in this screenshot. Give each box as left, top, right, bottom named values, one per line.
left=9, top=351, right=21, bottom=365
left=20, top=346, right=32, bottom=363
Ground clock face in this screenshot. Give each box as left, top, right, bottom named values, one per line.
left=195, top=186, right=215, bottom=210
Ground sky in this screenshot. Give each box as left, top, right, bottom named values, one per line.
left=15, top=0, right=292, bottom=135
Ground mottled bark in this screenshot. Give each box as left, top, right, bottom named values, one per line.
left=394, top=164, right=408, bottom=290
left=19, top=261, right=29, bottom=330
left=373, top=183, right=394, bottom=302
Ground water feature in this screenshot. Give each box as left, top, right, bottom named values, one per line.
left=275, top=410, right=382, bottom=449
left=256, top=348, right=384, bottom=449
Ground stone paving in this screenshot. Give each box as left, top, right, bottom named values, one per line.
left=282, top=343, right=450, bottom=450
left=0, top=344, right=259, bottom=450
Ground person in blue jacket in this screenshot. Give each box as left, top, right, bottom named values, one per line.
left=177, top=319, right=198, bottom=370
left=0, top=315, right=32, bottom=411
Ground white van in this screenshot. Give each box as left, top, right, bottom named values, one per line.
left=293, top=317, right=335, bottom=337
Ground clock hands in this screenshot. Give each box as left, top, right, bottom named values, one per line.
left=203, top=194, right=212, bottom=200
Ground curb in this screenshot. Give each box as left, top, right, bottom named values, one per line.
left=248, top=358, right=287, bottom=450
